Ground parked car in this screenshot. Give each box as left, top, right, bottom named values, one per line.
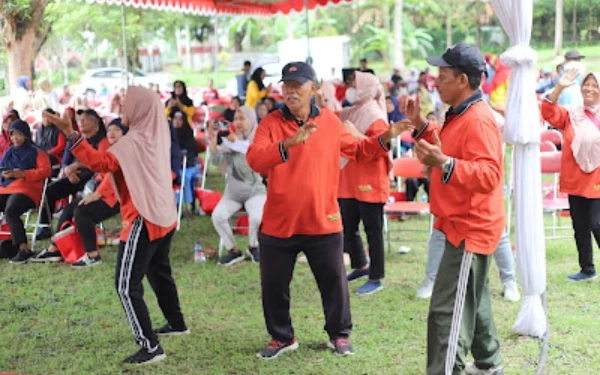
left=80, top=68, right=173, bottom=95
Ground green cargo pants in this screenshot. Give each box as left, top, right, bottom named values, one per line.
left=427, top=240, right=502, bottom=375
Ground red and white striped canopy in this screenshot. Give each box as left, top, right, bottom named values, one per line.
left=79, top=0, right=351, bottom=15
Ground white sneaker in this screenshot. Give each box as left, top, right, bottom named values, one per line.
left=503, top=280, right=521, bottom=302
left=398, top=245, right=411, bottom=254
left=416, top=277, right=435, bottom=299
left=466, top=363, right=504, bottom=375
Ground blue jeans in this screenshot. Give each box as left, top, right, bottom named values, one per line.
left=176, top=166, right=200, bottom=204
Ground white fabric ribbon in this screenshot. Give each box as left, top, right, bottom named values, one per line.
left=491, top=0, right=547, bottom=339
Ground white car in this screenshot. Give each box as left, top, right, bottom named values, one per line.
left=80, top=68, right=173, bottom=94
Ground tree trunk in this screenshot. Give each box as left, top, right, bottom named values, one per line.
left=393, top=0, right=405, bottom=69
left=475, top=23, right=482, bottom=50
left=446, top=15, right=453, bottom=49
left=234, top=31, right=245, bottom=52
left=554, top=0, right=563, bottom=57
left=2, top=0, right=48, bottom=91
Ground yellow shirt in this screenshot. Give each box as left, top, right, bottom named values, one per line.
left=245, top=80, right=269, bottom=109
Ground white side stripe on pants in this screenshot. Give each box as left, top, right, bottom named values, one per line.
left=117, top=217, right=151, bottom=349
left=445, top=251, right=474, bottom=375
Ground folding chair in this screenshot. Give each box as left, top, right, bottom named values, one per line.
left=0, top=179, right=54, bottom=252
left=384, top=157, right=433, bottom=252
left=26, top=179, right=54, bottom=251
left=540, top=151, right=570, bottom=239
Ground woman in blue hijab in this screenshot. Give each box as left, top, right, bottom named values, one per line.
left=14, top=76, right=34, bottom=114
left=0, top=120, right=51, bottom=263
left=386, top=95, right=405, bottom=123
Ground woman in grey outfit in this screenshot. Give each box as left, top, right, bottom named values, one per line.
left=209, top=106, right=266, bottom=266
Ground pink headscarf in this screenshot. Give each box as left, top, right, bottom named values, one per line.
left=567, top=72, right=600, bottom=173
left=339, top=71, right=387, bottom=133
left=108, top=86, right=177, bottom=227
left=339, top=71, right=388, bottom=168
left=321, top=81, right=342, bottom=112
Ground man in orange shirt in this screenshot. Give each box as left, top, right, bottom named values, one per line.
left=403, top=44, right=505, bottom=375
left=247, top=62, right=410, bottom=360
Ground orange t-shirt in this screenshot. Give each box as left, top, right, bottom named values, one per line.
left=246, top=106, right=390, bottom=239
left=541, top=100, right=600, bottom=198
left=338, top=119, right=391, bottom=203
left=415, top=100, right=505, bottom=255
left=96, top=173, right=118, bottom=208
left=70, top=138, right=176, bottom=242
left=0, top=150, right=51, bottom=205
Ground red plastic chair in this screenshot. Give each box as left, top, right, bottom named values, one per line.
left=541, top=129, right=563, bottom=148
left=384, top=157, right=433, bottom=252
left=540, top=140, right=557, bottom=152
left=540, top=151, right=570, bottom=238
left=23, top=114, right=38, bottom=125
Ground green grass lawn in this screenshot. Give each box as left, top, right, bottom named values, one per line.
left=0, top=163, right=599, bottom=374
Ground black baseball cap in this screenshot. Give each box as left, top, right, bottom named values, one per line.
left=426, top=43, right=487, bottom=77
left=564, top=49, right=585, bottom=60
left=280, top=62, right=317, bottom=84
left=77, top=109, right=104, bottom=124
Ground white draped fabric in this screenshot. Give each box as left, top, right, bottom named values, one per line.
left=490, top=0, right=547, bottom=338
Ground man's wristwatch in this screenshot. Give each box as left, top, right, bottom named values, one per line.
left=441, top=158, right=453, bottom=174
left=66, top=131, right=80, bottom=143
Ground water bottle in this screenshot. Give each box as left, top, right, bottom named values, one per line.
left=194, top=242, right=206, bottom=263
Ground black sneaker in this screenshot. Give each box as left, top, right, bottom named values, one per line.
left=9, top=249, right=34, bottom=264
left=154, top=324, right=191, bottom=336
left=71, top=254, right=102, bottom=269
left=31, top=249, right=63, bottom=263
left=256, top=339, right=298, bottom=360
left=327, top=338, right=355, bottom=356
left=247, top=247, right=260, bottom=263
left=122, top=345, right=166, bottom=366
left=35, top=227, right=52, bottom=241
left=218, top=250, right=245, bottom=266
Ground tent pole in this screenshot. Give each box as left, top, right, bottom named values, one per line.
left=304, top=0, right=311, bottom=63
left=120, top=0, right=129, bottom=88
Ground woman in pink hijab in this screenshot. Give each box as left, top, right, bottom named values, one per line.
left=52, top=86, right=188, bottom=365
left=337, top=71, right=393, bottom=296
left=320, top=80, right=342, bottom=112
left=543, top=70, right=600, bottom=281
